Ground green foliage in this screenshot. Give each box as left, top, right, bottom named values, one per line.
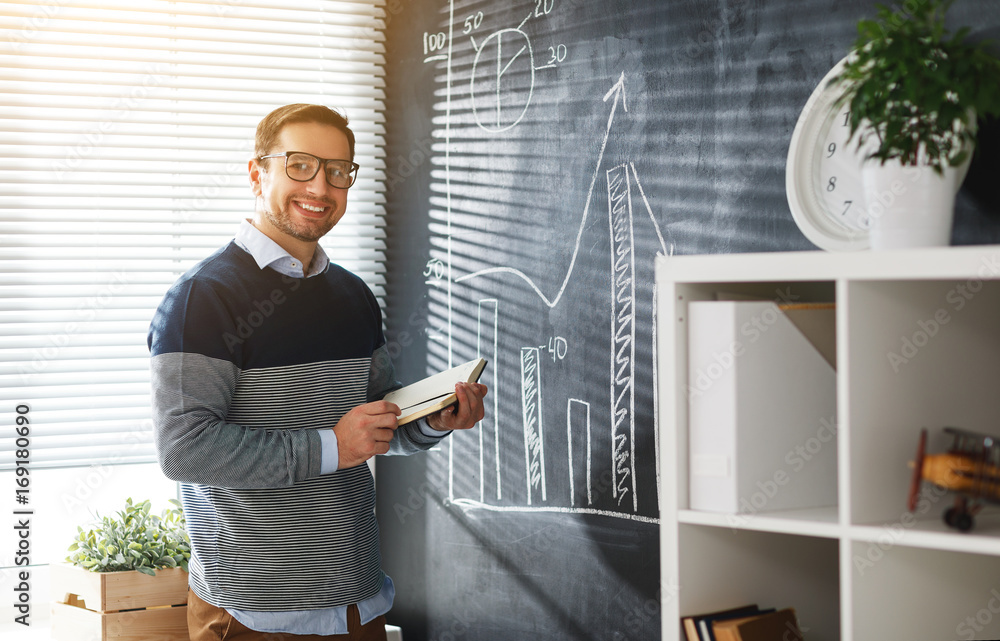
left=830, top=0, right=1000, bottom=173
left=66, top=498, right=191, bottom=576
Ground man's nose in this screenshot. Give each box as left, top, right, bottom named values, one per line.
left=304, top=168, right=331, bottom=193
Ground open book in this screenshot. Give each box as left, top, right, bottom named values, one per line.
left=384, top=358, right=487, bottom=425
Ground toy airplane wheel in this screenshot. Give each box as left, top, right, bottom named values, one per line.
left=956, top=512, right=974, bottom=532
left=944, top=497, right=975, bottom=532
left=945, top=506, right=975, bottom=532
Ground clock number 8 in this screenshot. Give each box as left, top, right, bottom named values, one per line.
left=827, top=176, right=837, bottom=192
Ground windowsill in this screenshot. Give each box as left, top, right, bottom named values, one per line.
left=0, top=618, right=405, bottom=640
left=0, top=623, right=51, bottom=640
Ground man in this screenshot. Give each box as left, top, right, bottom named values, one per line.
left=148, top=104, right=487, bottom=641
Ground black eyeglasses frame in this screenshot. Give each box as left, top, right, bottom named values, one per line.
left=257, top=151, right=359, bottom=189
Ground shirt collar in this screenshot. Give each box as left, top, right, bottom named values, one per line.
left=234, top=219, right=330, bottom=279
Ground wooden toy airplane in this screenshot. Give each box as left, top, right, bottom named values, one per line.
left=908, top=427, right=1000, bottom=532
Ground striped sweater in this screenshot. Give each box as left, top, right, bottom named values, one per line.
left=147, top=241, right=442, bottom=611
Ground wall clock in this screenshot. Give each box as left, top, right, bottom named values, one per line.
left=786, top=56, right=873, bottom=251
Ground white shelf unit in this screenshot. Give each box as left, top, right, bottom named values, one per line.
left=657, top=246, right=1000, bottom=641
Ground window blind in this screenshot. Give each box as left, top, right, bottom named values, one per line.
left=0, top=0, right=387, bottom=470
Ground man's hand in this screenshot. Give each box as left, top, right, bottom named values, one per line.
left=333, top=401, right=400, bottom=469
left=426, top=382, right=488, bottom=432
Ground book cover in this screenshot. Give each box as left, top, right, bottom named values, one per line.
left=712, top=615, right=764, bottom=641
left=711, top=608, right=782, bottom=641
left=731, top=608, right=801, bottom=641
left=383, top=357, right=487, bottom=425
left=679, top=604, right=761, bottom=641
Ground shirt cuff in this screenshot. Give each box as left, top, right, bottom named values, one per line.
left=417, top=417, right=450, bottom=438
left=318, top=429, right=339, bottom=474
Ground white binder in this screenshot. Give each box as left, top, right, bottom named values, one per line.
left=687, top=300, right=838, bottom=514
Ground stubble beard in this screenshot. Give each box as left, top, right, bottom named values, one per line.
left=264, top=195, right=338, bottom=242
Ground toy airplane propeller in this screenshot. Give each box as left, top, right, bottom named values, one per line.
left=908, top=427, right=1000, bottom=532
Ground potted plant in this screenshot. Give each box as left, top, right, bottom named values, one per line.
left=51, top=498, right=191, bottom=641
left=830, top=0, right=1000, bottom=248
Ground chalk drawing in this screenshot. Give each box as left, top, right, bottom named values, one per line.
left=426, top=1, right=674, bottom=524
left=479, top=299, right=501, bottom=501
left=607, top=163, right=638, bottom=511
left=521, top=346, right=545, bottom=504
left=567, top=398, right=591, bottom=506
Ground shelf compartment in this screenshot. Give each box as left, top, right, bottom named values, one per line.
left=677, top=525, right=840, bottom=641
left=657, top=247, right=1000, bottom=641
left=850, top=542, right=1000, bottom=640
left=844, top=279, right=1000, bottom=526
left=668, top=279, right=838, bottom=514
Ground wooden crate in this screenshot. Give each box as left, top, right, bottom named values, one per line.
left=50, top=563, right=189, bottom=641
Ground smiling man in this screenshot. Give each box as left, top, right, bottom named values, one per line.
left=147, top=104, right=487, bottom=641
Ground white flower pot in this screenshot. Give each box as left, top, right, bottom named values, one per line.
left=862, top=156, right=970, bottom=250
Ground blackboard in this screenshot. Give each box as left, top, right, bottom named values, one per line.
left=377, top=1, right=1000, bottom=639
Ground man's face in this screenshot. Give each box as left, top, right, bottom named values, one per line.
left=249, top=121, right=351, bottom=243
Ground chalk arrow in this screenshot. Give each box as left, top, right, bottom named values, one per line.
left=604, top=71, right=627, bottom=129
left=458, top=72, right=629, bottom=309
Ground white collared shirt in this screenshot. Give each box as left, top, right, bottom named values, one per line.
left=234, top=218, right=330, bottom=279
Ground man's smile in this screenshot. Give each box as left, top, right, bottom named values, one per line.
left=292, top=199, right=332, bottom=218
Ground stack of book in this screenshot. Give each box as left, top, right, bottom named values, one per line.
left=681, top=604, right=802, bottom=641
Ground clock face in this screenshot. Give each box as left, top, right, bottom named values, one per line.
left=787, top=56, right=875, bottom=251
left=816, top=106, right=873, bottom=233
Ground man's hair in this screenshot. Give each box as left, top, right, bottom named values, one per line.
left=254, top=104, right=356, bottom=161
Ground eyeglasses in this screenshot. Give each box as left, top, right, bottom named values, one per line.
left=257, top=151, right=359, bottom=189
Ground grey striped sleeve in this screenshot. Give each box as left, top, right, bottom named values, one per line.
left=367, top=344, right=449, bottom=455
left=151, top=351, right=322, bottom=488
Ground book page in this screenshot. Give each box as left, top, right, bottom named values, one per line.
left=384, top=358, right=487, bottom=424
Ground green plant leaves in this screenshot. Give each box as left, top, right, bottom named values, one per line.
left=65, top=497, right=191, bottom=574
left=829, top=0, right=1000, bottom=174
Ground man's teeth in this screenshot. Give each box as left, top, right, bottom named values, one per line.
left=297, top=202, right=325, bottom=213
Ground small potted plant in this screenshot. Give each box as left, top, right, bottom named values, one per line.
left=830, top=0, right=1000, bottom=248
left=51, top=498, right=191, bottom=641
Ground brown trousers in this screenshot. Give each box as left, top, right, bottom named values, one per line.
left=187, top=589, right=388, bottom=641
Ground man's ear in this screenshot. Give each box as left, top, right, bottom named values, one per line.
left=248, top=158, right=263, bottom=197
